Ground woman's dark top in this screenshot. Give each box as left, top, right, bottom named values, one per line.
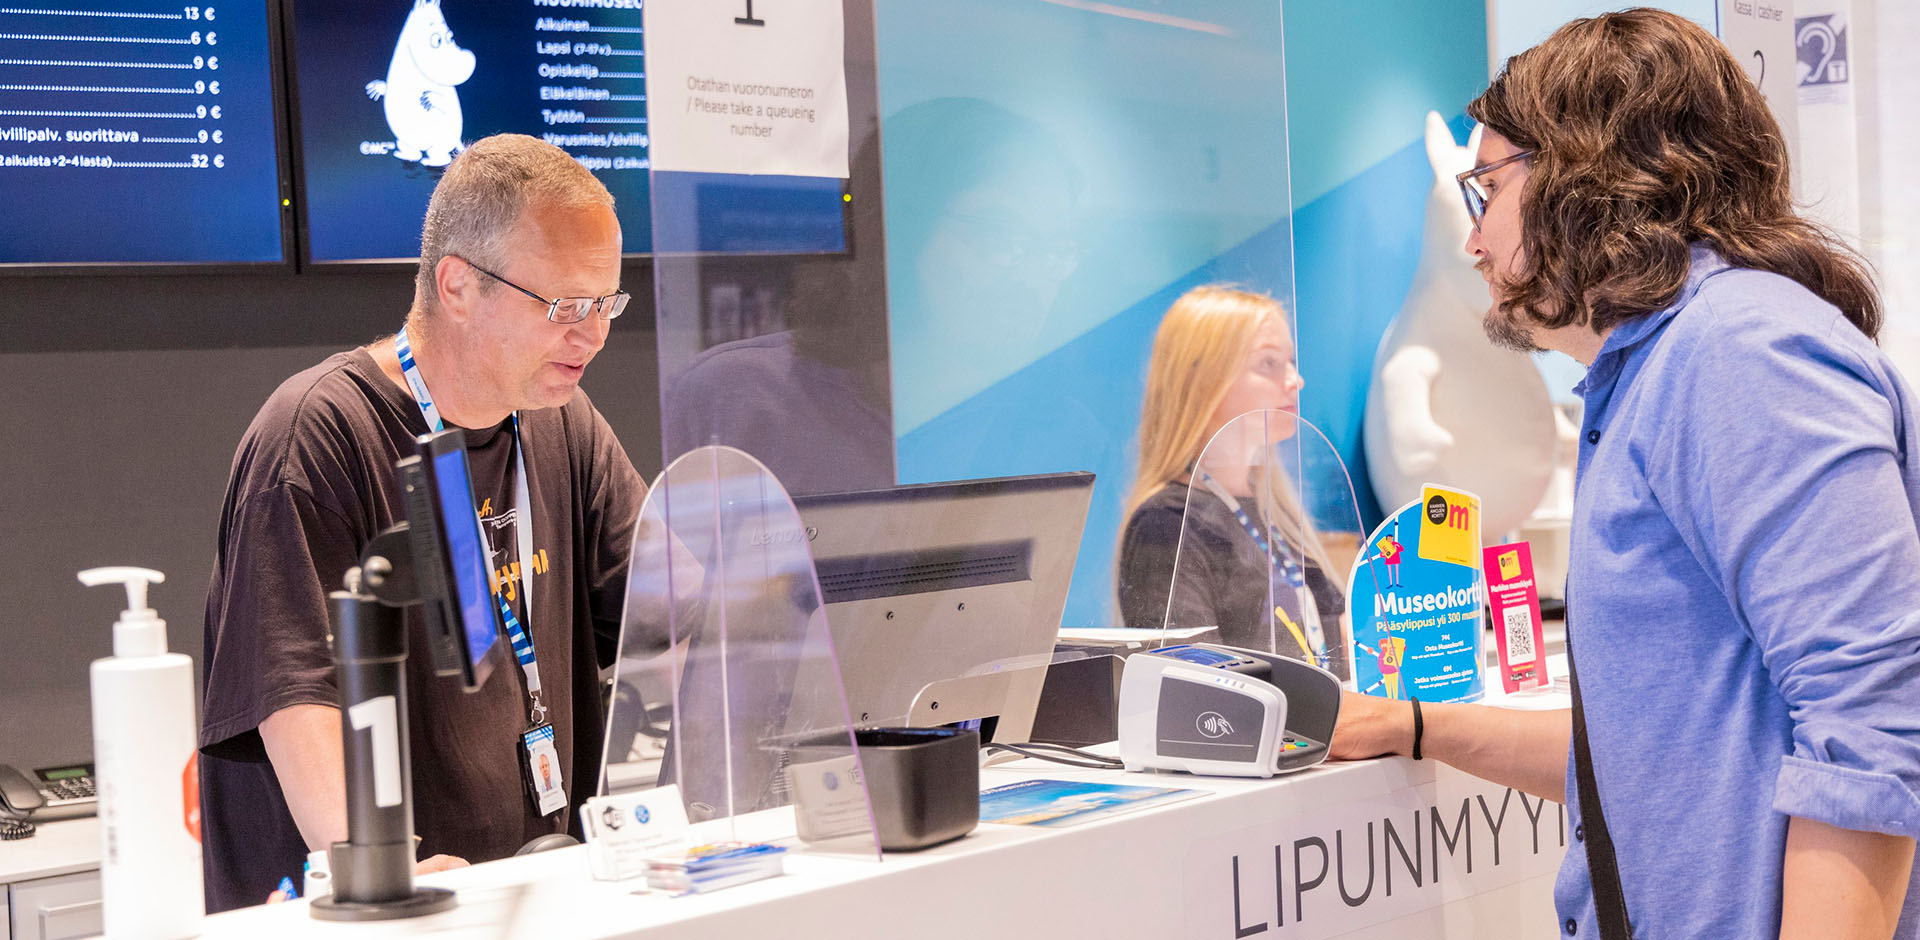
left=1117, top=482, right=1345, bottom=653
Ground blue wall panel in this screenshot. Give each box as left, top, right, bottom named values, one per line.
left=880, top=0, right=1489, bottom=624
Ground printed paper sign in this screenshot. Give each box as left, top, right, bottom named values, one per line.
left=643, top=0, right=850, bottom=178
left=1718, top=0, right=1801, bottom=191
left=1347, top=490, right=1485, bottom=704
left=581, top=785, right=692, bottom=882
left=1483, top=541, right=1548, bottom=694
left=788, top=753, right=871, bottom=843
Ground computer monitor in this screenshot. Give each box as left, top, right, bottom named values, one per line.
left=396, top=429, right=504, bottom=691
left=792, top=472, right=1095, bottom=740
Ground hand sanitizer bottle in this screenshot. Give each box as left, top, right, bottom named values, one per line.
left=80, top=566, right=204, bottom=939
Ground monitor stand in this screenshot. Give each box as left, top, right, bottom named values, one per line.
left=907, top=661, right=1051, bottom=766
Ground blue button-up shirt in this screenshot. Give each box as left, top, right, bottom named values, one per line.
left=1557, top=244, right=1920, bottom=938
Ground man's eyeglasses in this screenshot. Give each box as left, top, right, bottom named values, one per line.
left=1456, top=150, right=1535, bottom=231
left=462, top=258, right=630, bottom=324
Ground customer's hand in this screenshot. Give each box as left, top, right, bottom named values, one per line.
left=1329, top=691, right=1413, bottom=761
left=415, top=854, right=469, bottom=875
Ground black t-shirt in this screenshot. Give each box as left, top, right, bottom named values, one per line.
left=1116, top=482, right=1345, bottom=650
left=197, top=346, right=647, bottom=912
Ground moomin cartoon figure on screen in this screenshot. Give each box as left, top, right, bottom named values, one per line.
left=366, top=0, right=476, bottom=168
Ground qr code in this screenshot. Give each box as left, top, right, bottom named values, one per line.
left=1503, top=606, right=1536, bottom=665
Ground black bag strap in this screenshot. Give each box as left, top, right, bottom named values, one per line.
left=1567, top=618, right=1633, bottom=938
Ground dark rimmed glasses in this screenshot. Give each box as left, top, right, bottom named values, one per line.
left=462, top=257, right=630, bottom=324
left=1456, top=150, right=1534, bottom=231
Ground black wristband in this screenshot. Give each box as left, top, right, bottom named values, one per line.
left=1410, top=697, right=1424, bottom=761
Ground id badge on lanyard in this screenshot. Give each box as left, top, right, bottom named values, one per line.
left=397, top=329, right=565, bottom=817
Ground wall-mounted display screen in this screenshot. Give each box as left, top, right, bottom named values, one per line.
left=0, top=1, right=286, bottom=267
left=287, top=0, right=846, bottom=263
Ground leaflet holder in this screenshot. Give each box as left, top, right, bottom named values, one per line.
left=599, top=446, right=881, bottom=859
left=1163, top=410, right=1381, bottom=685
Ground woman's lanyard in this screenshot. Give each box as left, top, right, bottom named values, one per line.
left=395, top=329, right=545, bottom=726
left=1198, top=474, right=1326, bottom=660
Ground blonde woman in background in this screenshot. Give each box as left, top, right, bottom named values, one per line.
left=1116, top=285, right=1346, bottom=662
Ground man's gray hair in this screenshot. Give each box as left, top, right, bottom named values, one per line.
left=412, top=133, right=615, bottom=316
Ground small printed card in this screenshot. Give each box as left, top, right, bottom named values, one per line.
left=1483, top=541, right=1548, bottom=693
left=645, top=842, right=787, bottom=896
left=580, top=785, right=692, bottom=882
left=788, top=752, right=870, bottom=843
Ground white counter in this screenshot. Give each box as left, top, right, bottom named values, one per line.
left=0, top=817, right=98, bottom=885
left=204, top=748, right=1569, bottom=940
left=1, top=817, right=104, bottom=940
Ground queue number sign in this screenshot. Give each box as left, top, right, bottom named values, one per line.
left=643, top=0, right=851, bottom=179
left=1717, top=0, right=1802, bottom=194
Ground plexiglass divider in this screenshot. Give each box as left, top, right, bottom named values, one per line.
left=600, top=445, right=880, bottom=860
left=1163, top=410, right=1378, bottom=684
left=650, top=0, right=894, bottom=500
left=647, top=1, right=1300, bottom=638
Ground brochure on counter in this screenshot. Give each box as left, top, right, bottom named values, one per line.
left=645, top=842, right=787, bottom=896
left=979, top=779, right=1201, bottom=828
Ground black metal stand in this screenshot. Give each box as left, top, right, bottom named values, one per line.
left=310, top=526, right=457, bottom=922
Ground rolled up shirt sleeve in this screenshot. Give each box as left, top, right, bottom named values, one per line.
left=1650, top=298, right=1920, bottom=839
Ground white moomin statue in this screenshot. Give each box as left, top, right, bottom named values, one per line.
left=1363, top=112, right=1574, bottom=541
left=365, top=0, right=476, bottom=168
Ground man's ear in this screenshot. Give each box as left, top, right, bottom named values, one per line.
left=435, top=254, right=477, bottom=325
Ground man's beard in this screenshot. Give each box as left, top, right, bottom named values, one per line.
left=1482, top=302, right=1542, bottom=352
left=1476, top=262, right=1541, bottom=352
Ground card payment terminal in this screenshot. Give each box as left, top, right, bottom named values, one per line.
left=1117, top=644, right=1341, bottom=778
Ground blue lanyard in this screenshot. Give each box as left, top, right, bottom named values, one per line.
left=1198, top=474, right=1327, bottom=658
left=396, top=328, right=547, bottom=726
left=1199, top=474, right=1306, bottom=587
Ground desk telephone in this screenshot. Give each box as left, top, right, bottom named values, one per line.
left=0, top=762, right=98, bottom=821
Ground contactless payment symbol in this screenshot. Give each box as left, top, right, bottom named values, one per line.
left=1197, top=712, right=1234, bottom=738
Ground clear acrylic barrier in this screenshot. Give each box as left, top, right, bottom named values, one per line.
left=647, top=1, right=1298, bottom=635
left=599, top=445, right=880, bottom=859
left=1161, top=410, right=1377, bottom=683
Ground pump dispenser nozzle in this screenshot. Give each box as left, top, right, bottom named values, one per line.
left=78, top=566, right=168, bottom=658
